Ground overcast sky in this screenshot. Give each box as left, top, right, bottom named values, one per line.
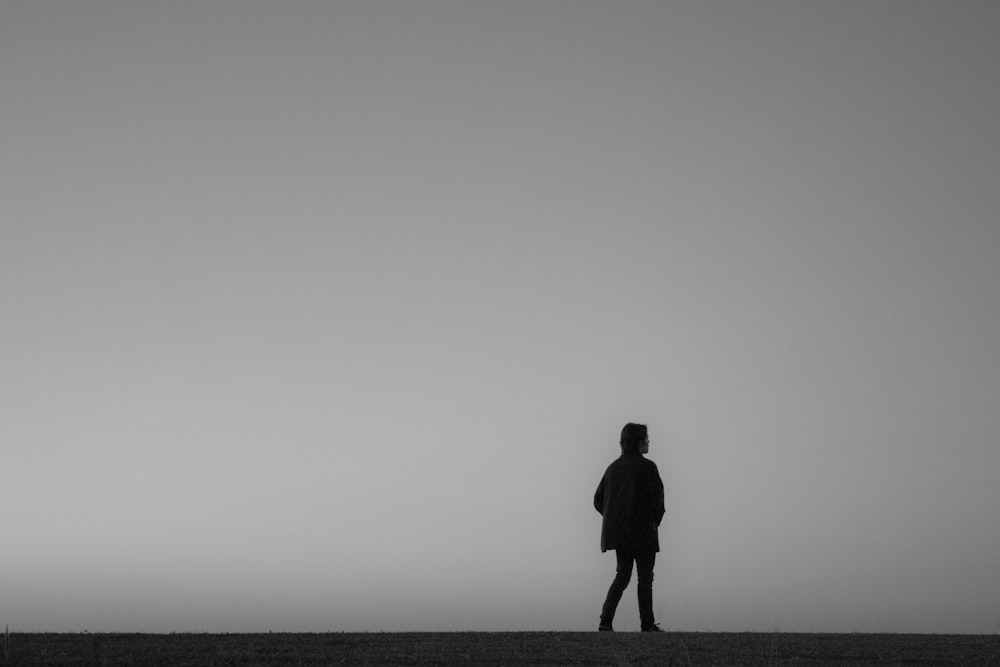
left=3, top=1, right=999, bottom=634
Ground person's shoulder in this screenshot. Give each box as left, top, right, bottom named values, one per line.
left=605, top=456, right=629, bottom=473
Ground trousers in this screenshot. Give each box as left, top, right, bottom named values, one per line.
left=599, top=548, right=656, bottom=629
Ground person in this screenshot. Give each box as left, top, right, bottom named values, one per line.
left=594, top=422, right=665, bottom=632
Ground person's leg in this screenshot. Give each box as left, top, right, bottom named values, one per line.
left=599, top=549, right=635, bottom=630
left=635, top=550, right=657, bottom=630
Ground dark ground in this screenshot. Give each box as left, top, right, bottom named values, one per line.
left=2, top=631, right=998, bottom=666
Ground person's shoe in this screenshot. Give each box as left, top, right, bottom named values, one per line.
left=641, top=623, right=664, bottom=632
left=598, top=623, right=614, bottom=632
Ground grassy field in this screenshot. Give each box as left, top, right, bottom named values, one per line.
left=2, top=631, right=998, bottom=666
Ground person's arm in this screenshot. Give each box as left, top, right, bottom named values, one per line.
left=594, top=475, right=606, bottom=515
left=651, top=466, right=665, bottom=526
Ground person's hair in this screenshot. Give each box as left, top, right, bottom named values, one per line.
left=620, top=422, right=648, bottom=453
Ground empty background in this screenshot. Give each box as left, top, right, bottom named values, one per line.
left=3, top=1, right=999, bottom=633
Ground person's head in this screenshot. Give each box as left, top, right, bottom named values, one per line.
left=620, top=422, right=649, bottom=454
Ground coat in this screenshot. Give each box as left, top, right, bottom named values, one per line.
left=594, top=452, right=665, bottom=553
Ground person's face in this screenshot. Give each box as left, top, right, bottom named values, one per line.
left=640, top=435, right=650, bottom=454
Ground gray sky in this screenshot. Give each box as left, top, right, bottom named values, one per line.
left=3, top=1, right=999, bottom=633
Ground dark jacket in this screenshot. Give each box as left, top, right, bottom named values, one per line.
left=594, top=452, right=665, bottom=553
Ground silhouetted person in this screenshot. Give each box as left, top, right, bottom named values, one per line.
left=594, top=422, right=665, bottom=632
